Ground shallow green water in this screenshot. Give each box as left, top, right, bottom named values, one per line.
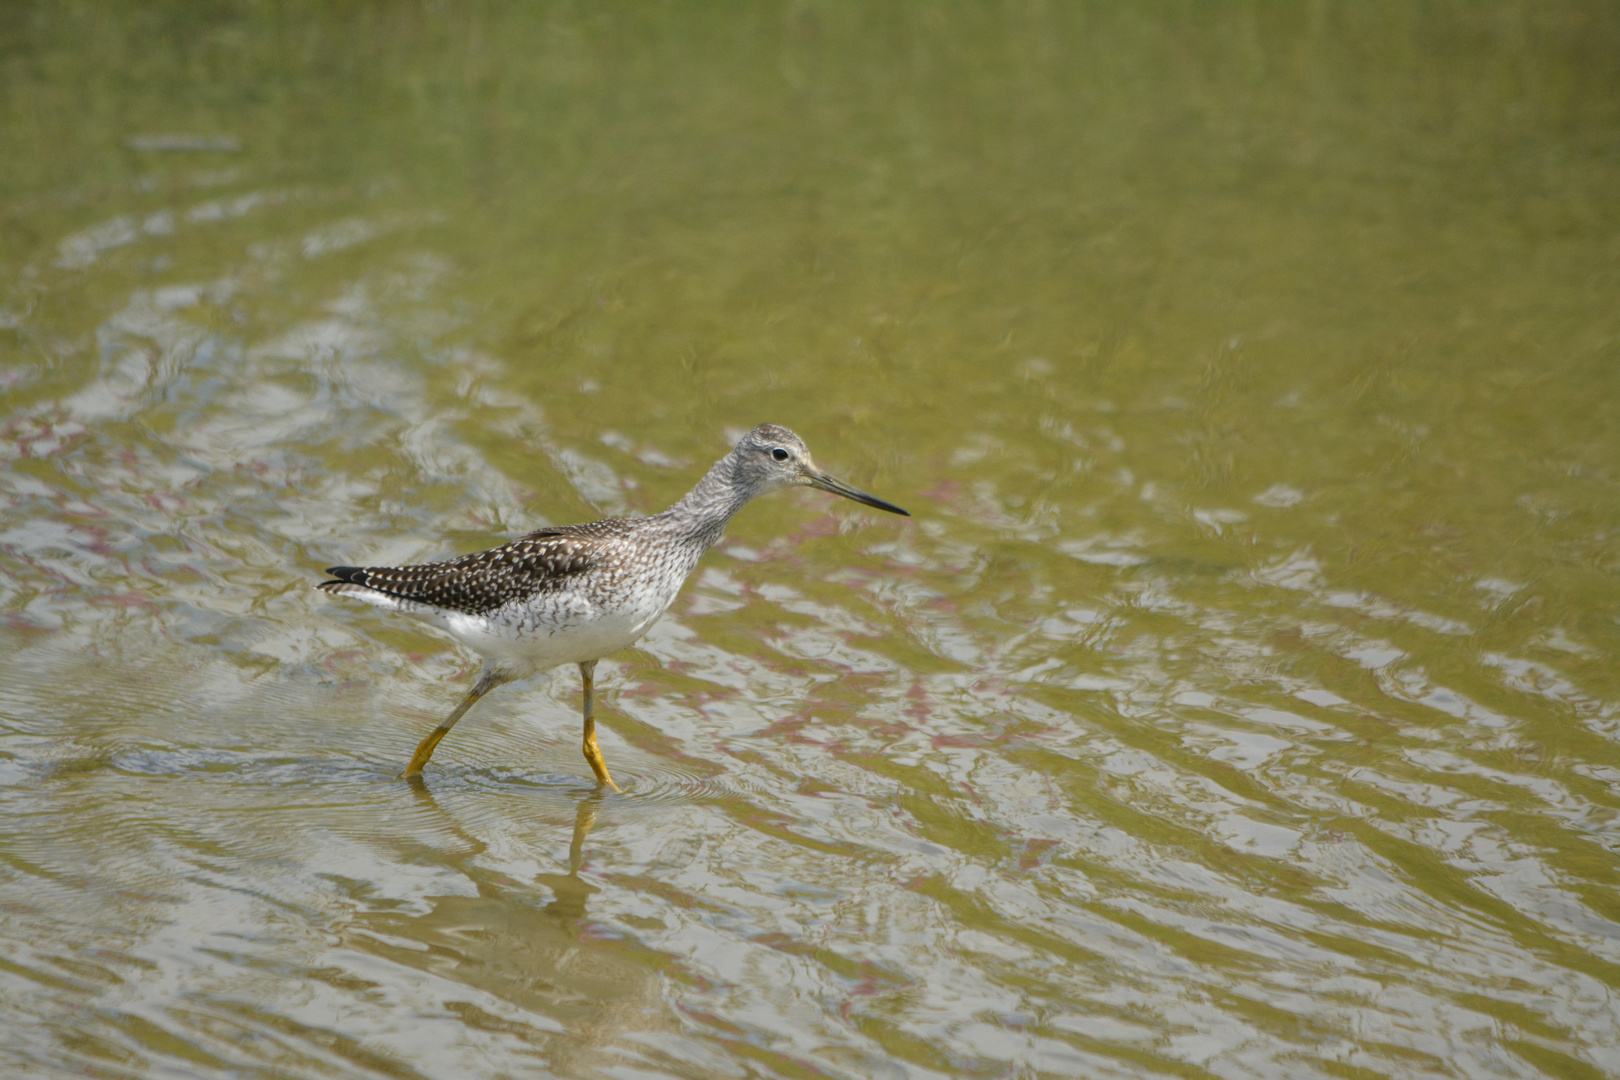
left=3, top=3, right=1620, bottom=1077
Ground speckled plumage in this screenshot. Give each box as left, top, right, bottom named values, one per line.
left=321, top=514, right=722, bottom=679
left=318, top=423, right=908, bottom=782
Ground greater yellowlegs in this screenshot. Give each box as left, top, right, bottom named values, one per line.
left=319, top=423, right=908, bottom=788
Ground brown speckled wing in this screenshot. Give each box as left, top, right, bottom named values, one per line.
left=320, top=522, right=630, bottom=616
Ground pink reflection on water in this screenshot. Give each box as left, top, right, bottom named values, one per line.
left=95, top=589, right=161, bottom=613
left=920, top=478, right=964, bottom=507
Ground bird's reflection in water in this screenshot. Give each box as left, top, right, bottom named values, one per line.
left=533, top=790, right=603, bottom=922
left=349, top=781, right=669, bottom=1064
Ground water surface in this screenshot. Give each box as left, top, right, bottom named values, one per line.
left=3, top=4, right=1620, bottom=1077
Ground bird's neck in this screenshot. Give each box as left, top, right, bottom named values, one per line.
left=661, top=452, right=753, bottom=552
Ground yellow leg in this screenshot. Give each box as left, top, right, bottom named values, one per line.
left=579, top=660, right=620, bottom=791
left=402, top=670, right=504, bottom=778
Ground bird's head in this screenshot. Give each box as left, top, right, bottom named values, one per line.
left=731, top=424, right=909, bottom=516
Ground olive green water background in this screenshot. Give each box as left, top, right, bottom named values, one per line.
left=3, top=3, right=1620, bottom=1077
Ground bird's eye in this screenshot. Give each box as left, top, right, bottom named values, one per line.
left=771, top=447, right=790, bottom=462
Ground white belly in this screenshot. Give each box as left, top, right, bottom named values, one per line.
left=374, top=579, right=679, bottom=679
left=442, top=604, right=662, bottom=674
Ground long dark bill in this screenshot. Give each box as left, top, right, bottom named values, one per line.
left=808, top=469, right=910, bottom=516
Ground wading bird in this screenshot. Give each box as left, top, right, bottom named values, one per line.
left=319, top=424, right=908, bottom=787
